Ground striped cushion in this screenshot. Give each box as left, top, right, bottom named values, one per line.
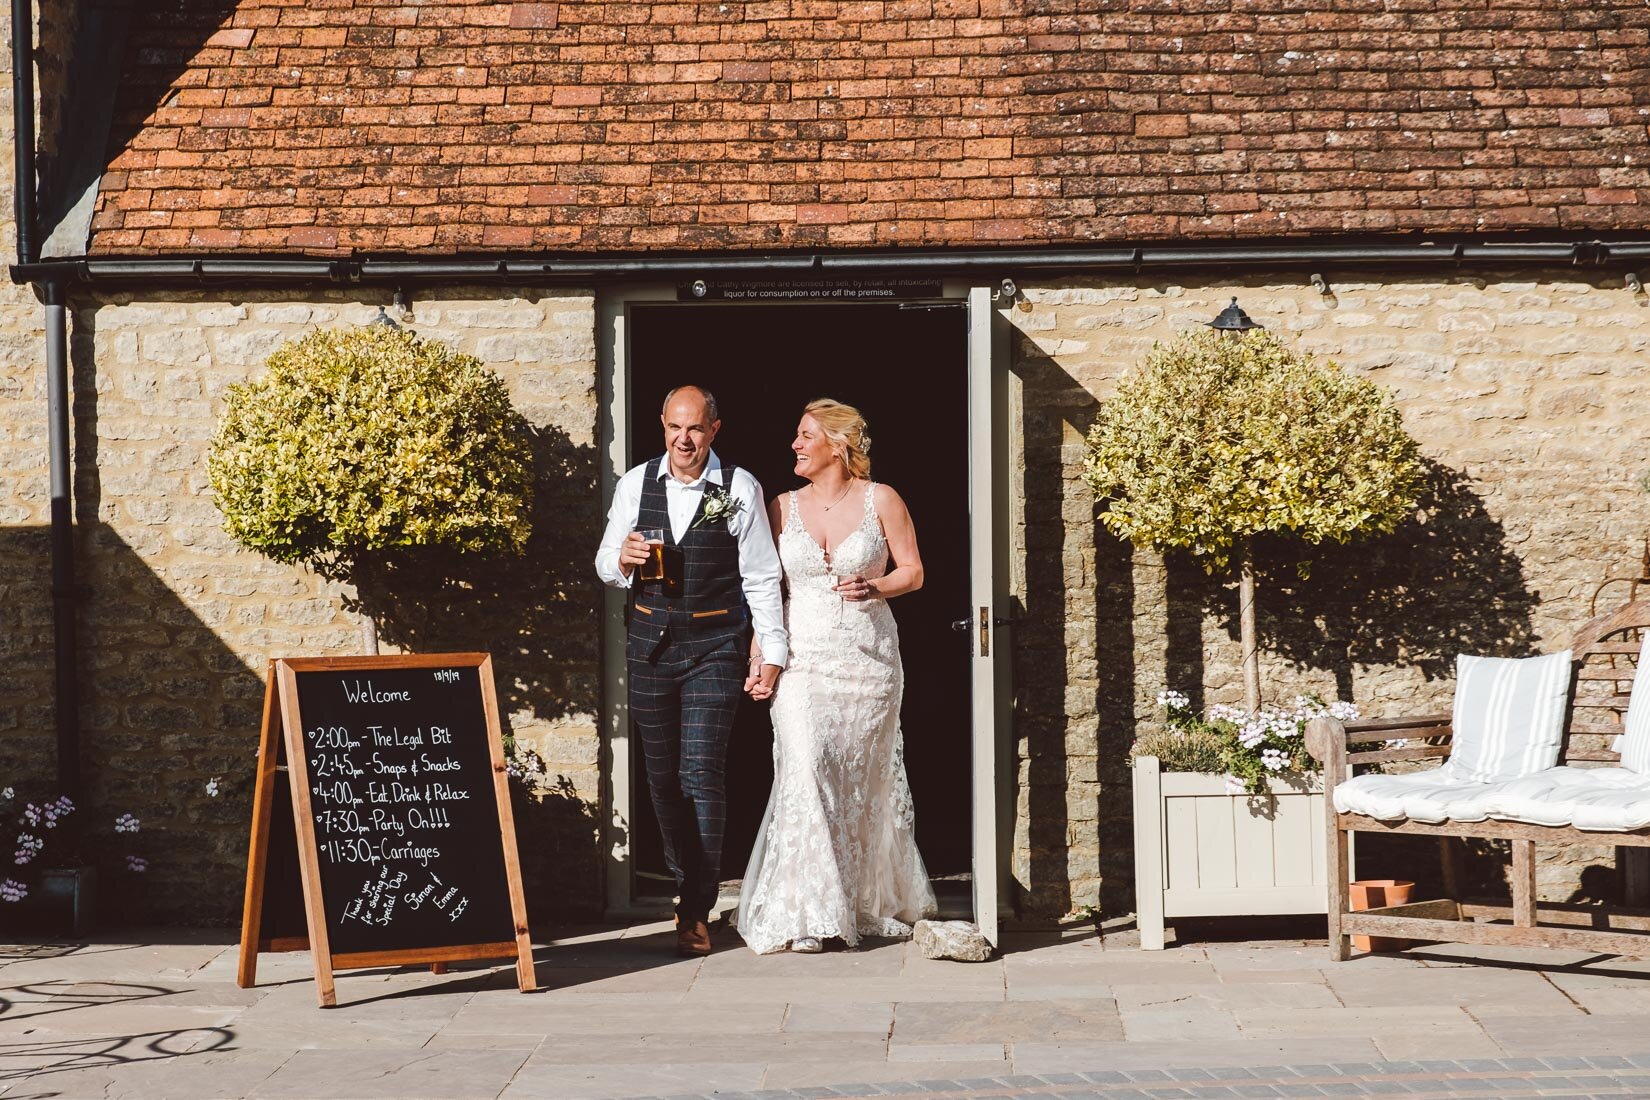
left=1448, top=650, right=1573, bottom=782
left=1618, top=634, right=1650, bottom=773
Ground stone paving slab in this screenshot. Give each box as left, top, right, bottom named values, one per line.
left=247, top=1048, right=530, bottom=1099
left=891, top=1001, right=1123, bottom=1044
left=498, top=1061, right=768, bottom=1100
left=621, top=1057, right=1650, bottom=1100
left=3, top=926, right=1650, bottom=1097
left=782, top=1001, right=896, bottom=1035
left=1321, top=963, right=1578, bottom=1014
left=1007, top=1039, right=1387, bottom=1074
left=2, top=1045, right=293, bottom=1100
left=758, top=1060, right=1016, bottom=1090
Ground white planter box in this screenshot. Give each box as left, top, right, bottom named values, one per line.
left=1131, top=755, right=1337, bottom=950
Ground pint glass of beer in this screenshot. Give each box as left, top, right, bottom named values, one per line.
left=635, top=527, right=666, bottom=581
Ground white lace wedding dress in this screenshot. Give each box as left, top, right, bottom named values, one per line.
left=735, top=484, right=936, bottom=953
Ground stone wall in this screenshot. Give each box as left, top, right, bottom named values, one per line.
left=1008, top=275, right=1650, bottom=916
left=0, top=5, right=55, bottom=804
left=5, top=265, right=1647, bottom=923
left=55, top=289, right=602, bottom=922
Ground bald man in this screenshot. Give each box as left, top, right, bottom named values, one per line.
left=596, top=385, right=786, bottom=956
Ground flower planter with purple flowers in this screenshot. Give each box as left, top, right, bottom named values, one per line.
left=0, top=792, right=147, bottom=937
left=1128, top=692, right=1359, bottom=950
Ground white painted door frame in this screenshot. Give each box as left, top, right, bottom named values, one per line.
left=596, top=284, right=1014, bottom=929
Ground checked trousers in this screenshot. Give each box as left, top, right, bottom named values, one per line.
left=628, top=624, right=746, bottom=924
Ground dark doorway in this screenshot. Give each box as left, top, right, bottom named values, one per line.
left=627, top=301, right=972, bottom=899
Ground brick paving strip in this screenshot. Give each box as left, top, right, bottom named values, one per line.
left=629, top=1055, right=1650, bottom=1099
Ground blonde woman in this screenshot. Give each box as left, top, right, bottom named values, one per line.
left=735, top=398, right=937, bottom=953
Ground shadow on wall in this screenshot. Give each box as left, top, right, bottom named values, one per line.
left=1013, top=340, right=1113, bottom=919
left=1189, top=456, right=1539, bottom=698
left=53, top=304, right=604, bottom=924
left=1172, top=458, right=1538, bottom=899
left=0, top=523, right=269, bottom=925
left=0, top=526, right=55, bottom=795
left=350, top=424, right=605, bottom=917
left=1017, top=334, right=1539, bottom=922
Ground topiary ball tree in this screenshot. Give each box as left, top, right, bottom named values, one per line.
left=1082, top=326, right=1423, bottom=712
left=208, top=325, right=535, bottom=651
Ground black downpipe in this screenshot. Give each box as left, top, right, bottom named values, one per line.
left=11, top=0, right=33, bottom=265
left=42, top=279, right=76, bottom=795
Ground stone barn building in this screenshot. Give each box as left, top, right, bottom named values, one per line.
left=1, top=0, right=1648, bottom=929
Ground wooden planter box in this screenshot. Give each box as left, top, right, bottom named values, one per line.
left=1131, top=755, right=1334, bottom=949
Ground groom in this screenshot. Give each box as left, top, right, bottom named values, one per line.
left=595, top=385, right=786, bottom=956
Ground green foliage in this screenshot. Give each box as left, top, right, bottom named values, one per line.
left=1133, top=691, right=1351, bottom=795
left=1082, top=328, right=1422, bottom=571
left=208, top=326, right=534, bottom=581
left=1129, top=721, right=1226, bottom=775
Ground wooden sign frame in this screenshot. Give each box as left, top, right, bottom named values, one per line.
left=237, top=653, right=536, bottom=1007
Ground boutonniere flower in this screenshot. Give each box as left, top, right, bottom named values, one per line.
left=694, top=485, right=746, bottom=530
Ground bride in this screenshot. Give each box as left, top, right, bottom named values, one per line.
left=736, top=398, right=937, bottom=954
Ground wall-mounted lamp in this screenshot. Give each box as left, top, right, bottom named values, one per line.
left=1208, top=296, right=1263, bottom=334
left=690, top=279, right=709, bottom=298
left=999, top=277, right=1017, bottom=300
left=1627, top=272, right=1643, bottom=296
left=393, top=285, right=414, bottom=322
left=1309, top=273, right=1331, bottom=296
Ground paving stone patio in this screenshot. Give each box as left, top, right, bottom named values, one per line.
left=5, top=921, right=1650, bottom=1098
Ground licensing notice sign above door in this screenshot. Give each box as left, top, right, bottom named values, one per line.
left=677, top=277, right=943, bottom=302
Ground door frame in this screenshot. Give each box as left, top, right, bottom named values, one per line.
left=596, top=282, right=1016, bottom=923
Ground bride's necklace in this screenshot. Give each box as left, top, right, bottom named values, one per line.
left=815, top=480, right=854, bottom=512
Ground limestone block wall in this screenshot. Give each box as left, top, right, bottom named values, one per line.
left=1008, top=275, right=1650, bottom=917
left=63, top=289, right=601, bottom=922
left=0, top=8, right=54, bottom=802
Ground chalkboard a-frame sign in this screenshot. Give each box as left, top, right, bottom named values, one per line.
left=236, top=654, right=536, bottom=1007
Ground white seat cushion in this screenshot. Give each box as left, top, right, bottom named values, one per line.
left=1481, top=766, right=1650, bottom=831
left=1334, top=765, right=1498, bottom=824
left=1337, top=765, right=1650, bottom=832
left=1616, top=634, right=1650, bottom=774
left=1449, top=650, right=1573, bottom=782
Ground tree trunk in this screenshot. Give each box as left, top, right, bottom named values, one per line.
left=359, top=609, right=380, bottom=655
left=1239, top=552, right=1261, bottom=713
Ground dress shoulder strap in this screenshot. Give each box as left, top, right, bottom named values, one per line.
left=863, top=481, right=879, bottom=520
left=786, top=487, right=802, bottom=531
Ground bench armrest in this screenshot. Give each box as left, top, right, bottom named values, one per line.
left=1307, top=715, right=1453, bottom=790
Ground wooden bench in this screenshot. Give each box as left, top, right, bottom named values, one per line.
left=1306, top=598, right=1650, bottom=961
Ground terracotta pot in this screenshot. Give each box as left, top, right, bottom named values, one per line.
left=1348, top=878, right=1414, bottom=953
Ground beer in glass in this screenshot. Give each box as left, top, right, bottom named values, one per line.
left=636, top=527, right=666, bottom=581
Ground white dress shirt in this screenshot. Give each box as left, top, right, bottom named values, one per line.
left=595, top=451, right=788, bottom=668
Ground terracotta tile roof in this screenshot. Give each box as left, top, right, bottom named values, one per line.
left=87, top=0, right=1650, bottom=255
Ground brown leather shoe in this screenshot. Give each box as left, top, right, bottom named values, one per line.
left=676, top=918, right=712, bottom=957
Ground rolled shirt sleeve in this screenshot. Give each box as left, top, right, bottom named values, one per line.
left=728, top=469, right=788, bottom=669
left=594, top=466, right=643, bottom=589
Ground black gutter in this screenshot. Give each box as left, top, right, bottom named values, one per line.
left=11, top=238, right=1650, bottom=289
left=11, top=0, right=33, bottom=265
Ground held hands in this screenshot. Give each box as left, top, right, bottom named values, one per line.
left=617, top=531, right=652, bottom=576
left=745, top=658, right=782, bottom=701
left=832, top=574, right=876, bottom=601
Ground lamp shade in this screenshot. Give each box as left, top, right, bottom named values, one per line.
left=1208, top=297, right=1263, bottom=332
